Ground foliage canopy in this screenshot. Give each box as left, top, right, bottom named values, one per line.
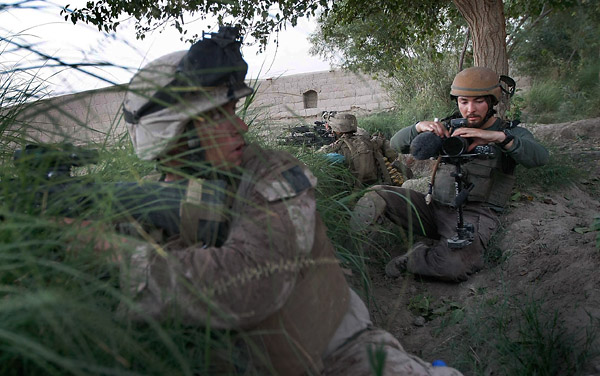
left=63, top=0, right=330, bottom=48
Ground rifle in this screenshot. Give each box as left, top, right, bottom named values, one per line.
left=2, top=143, right=229, bottom=247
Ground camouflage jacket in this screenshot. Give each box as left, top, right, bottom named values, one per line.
left=320, top=133, right=398, bottom=185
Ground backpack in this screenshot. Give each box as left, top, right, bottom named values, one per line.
left=340, top=135, right=379, bottom=185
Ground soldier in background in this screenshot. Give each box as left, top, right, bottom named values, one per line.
left=82, top=27, right=462, bottom=375
left=322, top=110, right=369, bottom=137
left=320, top=113, right=409, bottom=187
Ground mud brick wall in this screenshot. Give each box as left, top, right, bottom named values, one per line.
left=6, top=70, right=395, bottom=145
left=250, top=70, right=394, bottom=121
left=5, top=86, right=128, bottom=146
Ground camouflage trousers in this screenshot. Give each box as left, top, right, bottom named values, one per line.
left=351, top=185, right=499, bottom=282
left=321, top=328, right=463, bottom=376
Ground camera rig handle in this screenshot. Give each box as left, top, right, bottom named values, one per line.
left=447, top=159, right=475, bottom=249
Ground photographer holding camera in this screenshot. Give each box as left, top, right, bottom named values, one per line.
left=351, top=67, right=549, bottom=282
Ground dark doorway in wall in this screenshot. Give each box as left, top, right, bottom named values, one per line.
left=303, top=90, right=318, bottom=109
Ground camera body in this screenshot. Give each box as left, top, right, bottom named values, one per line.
left=441, top=118, right=495, bottom=159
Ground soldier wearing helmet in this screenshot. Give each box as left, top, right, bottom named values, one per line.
left=113, top=27, right=462, bottom=376
left=319, top=113, right=406, bottom=187
left=351, top=66, right=549, bottom=282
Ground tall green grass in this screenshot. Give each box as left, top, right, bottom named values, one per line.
left=514, top=145, right=584, bottom=192
left=357, top=96, right=455, bottom=139
left=518, top=62, right=600, bottom=124
left=0, top=35, right=259, bottom=375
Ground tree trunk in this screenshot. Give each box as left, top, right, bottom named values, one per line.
left=452, top=0, right=510, bottom=117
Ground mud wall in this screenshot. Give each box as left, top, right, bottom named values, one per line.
left=5, top=69, right=394, bottom=145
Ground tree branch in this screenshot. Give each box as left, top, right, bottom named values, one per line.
left=458, top=27, right=470, bottom=71
left=508, top=4, right=553, bottom=55
left=506, top=14, right=529, bottom=48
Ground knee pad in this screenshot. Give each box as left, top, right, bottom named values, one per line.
left=350, top=191, right=387, bottom=232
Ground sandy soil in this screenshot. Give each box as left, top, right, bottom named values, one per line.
left=360, top=118, right=600, bottom=375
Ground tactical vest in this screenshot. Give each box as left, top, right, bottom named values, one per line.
left=253, top=215, right=350, bottom=375
left=433, top=144, right=516, bottom=208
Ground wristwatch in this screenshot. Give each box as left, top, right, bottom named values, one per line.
left=497, top=129, right=514, bottom=148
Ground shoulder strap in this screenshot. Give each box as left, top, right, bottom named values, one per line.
left=503, top=119, right=520, bottom=130
left=371, top=139, right=393, bottom=184
left=340, top=137, right=356, bottom=155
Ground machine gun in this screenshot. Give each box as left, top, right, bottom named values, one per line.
left=12, top=143, right=100, bottom=181
left=278, top=121, right=335, bottom=147
left=2, top=143, right=229, bottom=247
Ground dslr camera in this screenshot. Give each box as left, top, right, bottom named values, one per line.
left=441, top=118, right=495, bottom=159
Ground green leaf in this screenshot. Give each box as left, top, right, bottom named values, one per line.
left=573, top=227, right=591, bottom=234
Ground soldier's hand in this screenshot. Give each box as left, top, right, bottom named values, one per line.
left=451, top=128, right=505, bottom=151
left=62, top=218, right=127, bottom=261
left=415, top=120, right=450, bottom=138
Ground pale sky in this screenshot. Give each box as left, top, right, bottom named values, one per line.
left=0, top=0, right=333, bottom=97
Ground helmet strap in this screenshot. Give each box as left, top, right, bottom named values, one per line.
left=182, top=121, right=207, bottom=170
left=481, top=96, right=497, bottom=125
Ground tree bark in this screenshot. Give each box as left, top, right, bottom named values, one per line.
left=452, top=0, right=510, bottom=117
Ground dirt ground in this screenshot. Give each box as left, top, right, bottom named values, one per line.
left=361, top=118, right=600, bottom=375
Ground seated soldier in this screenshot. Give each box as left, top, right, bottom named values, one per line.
left=86, top=27, right=463, bottom=375
left=351, top=67, right=549, bottom=282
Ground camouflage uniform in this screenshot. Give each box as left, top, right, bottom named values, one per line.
left=320, top=134, right=400, bottom=186
left=355, top=126, right=370, bottom=137
left=320, top=133, right=378, bottom=185
left=121, top=143, right=463, bottom=375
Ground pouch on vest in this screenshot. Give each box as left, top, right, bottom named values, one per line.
left=466, top=160, right=516, bottom=208
left=433, top=153, right=516, bottom=208
left=432, top=164, right=457, bottom=206
left=179, top=178, right=230, bottom=246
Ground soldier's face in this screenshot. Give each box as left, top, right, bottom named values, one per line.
left=457, top=96, right=489, bottom=128
left=194, top=100, right=248, bottom=169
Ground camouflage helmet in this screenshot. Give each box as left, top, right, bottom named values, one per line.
left=329, top=113, right=358, bottom=133
left=450, top=67, right=502, bottom=105
left=123, top=26, right=253, bottom=160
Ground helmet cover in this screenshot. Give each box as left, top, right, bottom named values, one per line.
left=450, top=67, right=502, bottom=104
left=123, top=27, right=253, bottom=160
left=329, top=113, right=358, bottom=133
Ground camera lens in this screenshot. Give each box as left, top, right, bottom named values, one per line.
left=442, top=136, right=470, bottom=157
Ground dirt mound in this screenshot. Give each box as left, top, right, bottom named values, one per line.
left=364, top=118, right=600, bottom=375
left=527, top=117, right=600, bottom=147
